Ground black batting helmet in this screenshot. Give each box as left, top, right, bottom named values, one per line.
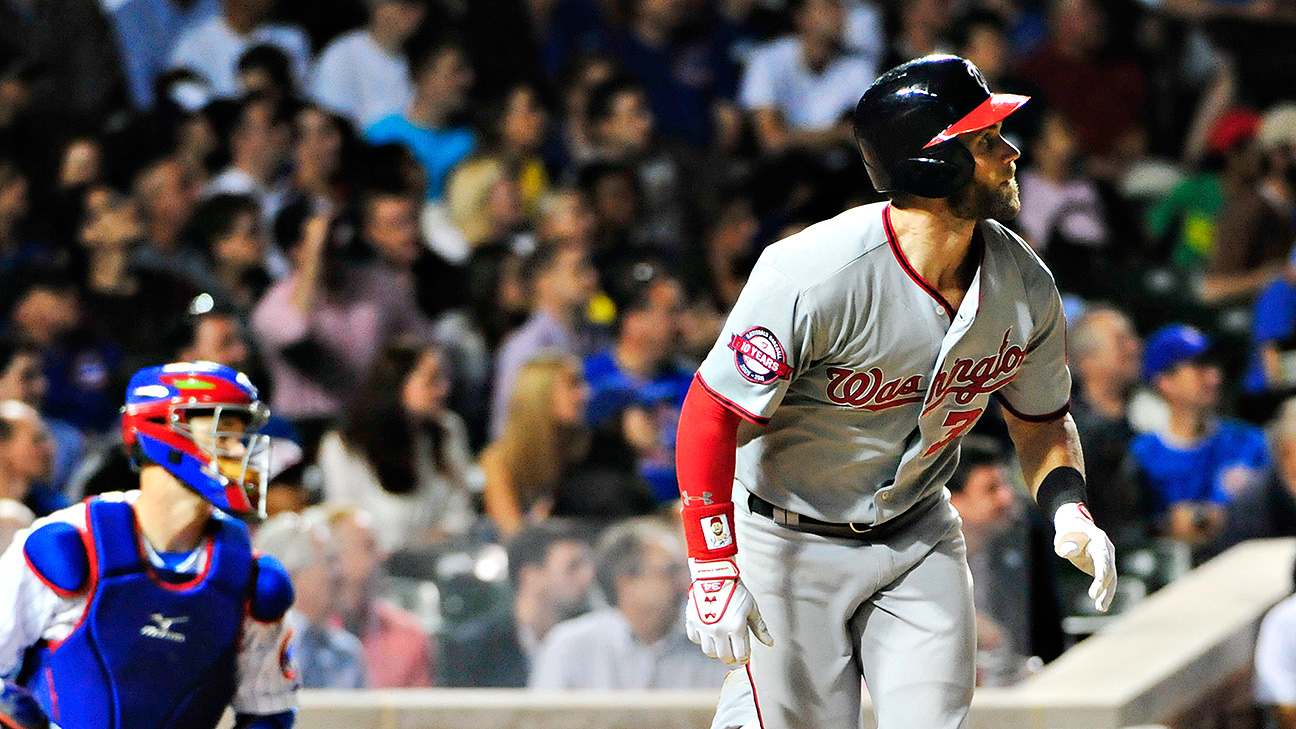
left=853, top=55, right=1029, bottom=199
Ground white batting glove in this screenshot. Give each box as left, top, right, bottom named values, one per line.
left=1053, top=503, right=1117, bottom=612
left=686, top=557, right=774, bottom=665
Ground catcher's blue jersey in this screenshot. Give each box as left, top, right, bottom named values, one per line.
left=22, top=498, right=253, bottom=729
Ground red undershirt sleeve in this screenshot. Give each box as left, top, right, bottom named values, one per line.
left=677, top=374, right=744, bottom=560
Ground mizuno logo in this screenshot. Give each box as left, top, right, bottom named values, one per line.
left=140, top=613, right=188, bottom=643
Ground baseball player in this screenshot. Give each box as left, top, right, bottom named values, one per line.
left=675, top=55, right=1117, bottom=729
left=0, top=362, right=297, bottom=729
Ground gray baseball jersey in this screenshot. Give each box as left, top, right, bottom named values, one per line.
left=697, top=201, right=1070, bottom=525
left=696, top=201, right=1071, bottom=729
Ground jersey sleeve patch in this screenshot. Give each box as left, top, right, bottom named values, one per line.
left=23, top=521, right=90, bottom=597
left=729, top=327, right=792, bottom=384
left=249, top=554, right=295, bottom=623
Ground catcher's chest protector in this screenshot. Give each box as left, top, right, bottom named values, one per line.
left=26, top=498, right=252, bottom=729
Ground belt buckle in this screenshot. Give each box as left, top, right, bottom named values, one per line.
left=848, top=521, right=873, bottom=534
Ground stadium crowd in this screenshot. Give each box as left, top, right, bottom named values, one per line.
left=1, top=0, right=1296, bottom=713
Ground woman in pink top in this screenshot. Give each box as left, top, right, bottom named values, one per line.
left=251, top=201, right=433, bottom=448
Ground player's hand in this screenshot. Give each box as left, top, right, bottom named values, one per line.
left=686, top=557, right=773, bottom=666
left=1053, top=503, right=1117, bottom=612
left=0, top=680, right=49, bottom=729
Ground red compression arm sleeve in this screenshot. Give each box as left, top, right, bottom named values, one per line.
left=677, top=374, right=742, bottom=559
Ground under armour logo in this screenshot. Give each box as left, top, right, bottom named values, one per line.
left=682, top=492, right=714, bottom=506
left=140, top=613, right=188, bottom=643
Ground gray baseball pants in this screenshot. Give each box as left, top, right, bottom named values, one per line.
left=711, top=494, right=975, bottom=729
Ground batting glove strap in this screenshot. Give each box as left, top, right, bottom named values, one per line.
left=1053, top=502, right=1118, bottom=613
left=681, top=502, right=738, bottom=560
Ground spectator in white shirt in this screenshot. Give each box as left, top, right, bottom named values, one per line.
left=1255, top=558, right=1296, bottom=729
left=739, top=0, right=877, bottom=154
left=313, top=0, right=425, bottom=130
left=104, top=0, right=221, bottom=109
left=317, top=340, right=480, bottom=552
left=169, top=0, right=312, bottom=98
left=529, top=517, right=728, bottom=689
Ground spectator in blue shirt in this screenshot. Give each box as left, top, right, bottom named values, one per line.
left=367, top=38, right=477, bottom=202
left=1242, top=250, right=1296, bottom=423
left=584, top=261, right=692, bottom=502
left=1128, top=324, right=1271, bottom=550
left=104, top=0, right=221, bottom=110
left=607, top=0, right=740, bottom=149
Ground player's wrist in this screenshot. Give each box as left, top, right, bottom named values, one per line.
left=1036, top=466, right=1088, bottom=520
left=681, top=501, right=738, bottom=561
left=1052, top=501, right=1094, bottom=527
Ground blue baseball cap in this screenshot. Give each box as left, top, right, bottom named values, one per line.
left=1142, top=324, right=1211, bottom=383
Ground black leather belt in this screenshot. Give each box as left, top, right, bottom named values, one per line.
left=747, top=493, right=936, bottom=541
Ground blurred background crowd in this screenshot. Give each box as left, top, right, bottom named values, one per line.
left=1, top=0, right=1296, bottom=705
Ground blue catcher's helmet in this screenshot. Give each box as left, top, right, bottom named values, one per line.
left=121, top=362, right=270, bottom=520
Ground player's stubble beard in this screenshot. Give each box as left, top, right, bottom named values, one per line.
left=948, top=174, right=1020, bottom=222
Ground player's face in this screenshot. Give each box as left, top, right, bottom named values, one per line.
left=187, top=413, right=263, bottom=491
left=950, top=123, right=1021, bottom=221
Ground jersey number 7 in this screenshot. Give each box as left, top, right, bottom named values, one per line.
left=922, top=408, right=983, bottom=457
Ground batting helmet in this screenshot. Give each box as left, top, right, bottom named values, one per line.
left=853, top=55, right=1030, bottom=199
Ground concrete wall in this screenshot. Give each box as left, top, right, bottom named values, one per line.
left=223, top=538, right=1296, bottom=729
